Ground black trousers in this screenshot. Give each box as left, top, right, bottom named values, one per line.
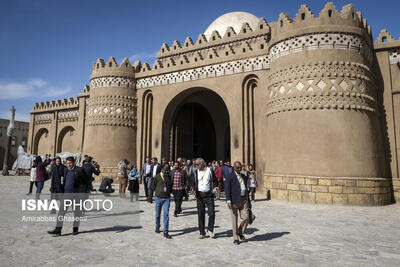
left=172, top=189, right=185, bottom=214
left=28, top=181, right=36, bottom=193
left=144, top=176, right=150, bottom=199
left=196, top=191, right=215, bottom=235
left=249, top=187, right=256, bottom=200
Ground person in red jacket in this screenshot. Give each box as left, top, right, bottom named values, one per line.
left=34, top=156, right=51, bottom=199
left=214, top=161, right=223, bottom=200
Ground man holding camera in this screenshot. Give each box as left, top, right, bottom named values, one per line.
left=82, top=156, right=100, bottom=192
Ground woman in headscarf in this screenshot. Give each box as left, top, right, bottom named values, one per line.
left=128, top=165, right=141, bottom=202
left=34, top=156, right=51, bottom=199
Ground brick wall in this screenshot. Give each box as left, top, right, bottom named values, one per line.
left=264, top=175, right=393, bottom=206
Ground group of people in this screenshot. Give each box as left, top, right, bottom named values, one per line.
left=27, top=152, right=258, bottom=244
left=144, top=156, right=258, bottom=244
left=27, top=155, right=100, bottom=200
left=26, top=155, right=100, bottom=236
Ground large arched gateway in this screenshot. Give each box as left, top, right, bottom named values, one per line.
left=161, top=88, right=230, bottom=163
left=27, top=4, right=400, bottom=205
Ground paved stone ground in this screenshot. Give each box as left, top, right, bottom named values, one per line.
left=0, top=175, right=400, bottom=266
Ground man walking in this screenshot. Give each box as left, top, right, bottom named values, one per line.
left=189, top=158, right=218, bottom=239
left=148, top=157, right=161, bottom=203
left=47, top=156, right=90, bottom=236
left=117, top=159, right=129, bottom=198
left=225, top=161, right=250, bottom=245
left=152, top=164, right=173, bottom=239
left=141, top=157, right=152, bottom=199
left=170, top=162, right=187, bottom=217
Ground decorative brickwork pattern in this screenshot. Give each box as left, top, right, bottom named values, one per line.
left=266, top=61, right=378, bottom=116
left=90, top=76, right=135, bottom=89
left=34, top=113, right=53, bottom=124
left=136, top=55, right=270, bottom=89
left=57, top=109, right=79, bottom=122
left=86, top=95, right=137, bottom=128
left=389, top=49, right=400, bottom=64
left=269, top=33, right=373, bottom=63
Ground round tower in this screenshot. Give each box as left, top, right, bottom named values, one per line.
left=83, top=57, right=137, bottom=171
left=264, top=3, right=391, bottom=205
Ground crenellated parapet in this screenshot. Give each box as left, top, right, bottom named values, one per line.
left=135, top=19, right=270, bottom=78
left=90, top=57, right=135, bottom=80
left=269, top=3, right=372, bottom=43
left=32, top=97, right=79, bottom=113
left=268, top=3, right=374, bottom=65
left=374, top=29, right=400, bottom=65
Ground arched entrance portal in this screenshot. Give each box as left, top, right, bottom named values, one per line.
left=162, top=88, right=230, bottom=162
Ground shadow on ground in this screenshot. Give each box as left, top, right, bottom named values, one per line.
left=247, top=231, right=290, bottom=242
left=62, top=225, right=142, bottom=236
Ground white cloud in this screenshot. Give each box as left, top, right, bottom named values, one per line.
left=0, top=111, right=30, bottom=122
left=129, top=51, right=158, bottom=63
left=0, top=78, right=73, bottom=100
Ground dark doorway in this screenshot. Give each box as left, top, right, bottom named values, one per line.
left=161, top=88, right=230, bottom=163
left=171, top=103, right=216, bottom=162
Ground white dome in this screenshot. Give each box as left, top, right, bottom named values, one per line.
left=204, top=12, right=260, bottom=40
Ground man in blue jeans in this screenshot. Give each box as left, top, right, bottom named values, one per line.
left=152, top=164, right=173, bottom=239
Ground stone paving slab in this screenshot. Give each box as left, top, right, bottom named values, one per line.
left=0, top=176, right=400, bottom=266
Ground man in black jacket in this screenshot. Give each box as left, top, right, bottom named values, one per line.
left=47, top=156, right=90, bottom=236
left=224, top=161, right=250, bottom=245
left=189, top=158, right=218, bottom=239
left=82, top=156, right=100, bottom=192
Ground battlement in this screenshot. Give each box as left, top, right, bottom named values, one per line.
left=134, top=19, right=270, bottom=78
left=268, top=2, right=372, bottom=46
left=132, top=2, right=377, bottom=78
left=90, top=57, right=136, bottom=80
left=374, top=29, right=400, bottom=50
left=32, top=97, right=79, bottom=113
left=156, top=18, right=270, bottom=59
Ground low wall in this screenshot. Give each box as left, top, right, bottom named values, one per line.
left=393, top=178, right=400, bottom=203
left=263, top=174, right=393, bottom=206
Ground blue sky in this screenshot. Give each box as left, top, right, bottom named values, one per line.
left=1, top=0, right=399, bottom=122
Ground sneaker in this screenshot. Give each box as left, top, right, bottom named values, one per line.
left=239, top=234, right=246, bottom=241
left=26, top=192, right=32, bottom=195
left=199, top=234, right=207, bottom=239
left=207, top=230, right=215, bottom=238
left=233, top=239, right=240, bottom=245
left=155, top=227, right=160, bottom=233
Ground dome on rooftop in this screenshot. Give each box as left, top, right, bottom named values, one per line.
left=204, top=12, right=260, bottom=40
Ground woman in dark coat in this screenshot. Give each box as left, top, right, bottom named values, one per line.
left=50, top=157, right=65, bottom=194
left=128, top=165, right=140, bottom=202
left=49, top=157, right=65, bottom=213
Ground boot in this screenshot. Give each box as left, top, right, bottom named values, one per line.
left=72, top=227, right=79, bottom=235
left=164, top=232, right=172, bottom=239
left=47, top=227, right=62, bottom=236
